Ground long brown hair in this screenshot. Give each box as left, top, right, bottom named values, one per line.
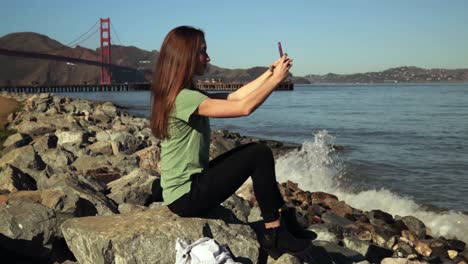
left=150, top=26, right=205, bottom=139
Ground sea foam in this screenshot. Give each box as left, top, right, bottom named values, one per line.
left=275, top=130, right=468, bottom=243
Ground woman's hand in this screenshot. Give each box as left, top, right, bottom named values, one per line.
left=270, top=54, right=293, bottom=82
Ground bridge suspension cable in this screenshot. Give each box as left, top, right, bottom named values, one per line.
left=65, top=20, right=99, bottom=47
left=110, top=20, right=125, bottom=65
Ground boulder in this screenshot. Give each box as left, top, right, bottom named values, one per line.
left=107, top=169, right=157, bottom=206
left=0, top=164, right=37, bottom=192
left=86, top=141, right=114, bottom=156
left=0, top=145, right=46, bottom=171
left=135, top=145, right=160, bottom=173
left=2, top=132, right=32, bottom=150
left=55, top=131, right=86, bottom=146
left=368, top=210, right=395, bottom=226
left=7, top=189, right=67, bottom=211
left=0, top=200, right=58, bottom=258
left=61, top=207, right=259, bottom=264
left=41, top=148, right=74, bottom=172
left=398, top=216, right=426, bottom=239
left=16, top=121, right=56, bottom=137
left=343, top=237, right=393, bottom=263
left=308, top=223, right=343, bottom=243
left=44, top=173, right=118, bottom=216
left=321, top=212, right=354, bottom=227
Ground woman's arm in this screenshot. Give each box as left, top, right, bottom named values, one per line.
left=227, top=69, right=274, bottom=100
left=207, top=58, right=283, bottom=101
left=195, top=55, right=292, bottom=118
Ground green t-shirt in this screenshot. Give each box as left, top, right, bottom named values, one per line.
left=160, top=88, right=210, bottom=204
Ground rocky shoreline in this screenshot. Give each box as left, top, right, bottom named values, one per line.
left=0, top=92, right=466, bottom=264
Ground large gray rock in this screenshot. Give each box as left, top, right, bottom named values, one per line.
left=16, top=121, right=56, bottom=137
left=308, top=223, right=343, bottom=243
left=107, top=154, right=139, bottom=175
left=0, top=200, right=58, bottom=258
left=41, top=148, right=75, bottom=172
left=56, top=130, right=86, bottom=146
left=0, top=145, right=46, bottom=171
left=31, top=134, right=58, bottom=154
left=71, top=154, right=112, bottom=175
left=61, top=207, right=259, bottom=264
left=312, top=241, right=367, bottom=264
left=108, top=131, right=147, bottom=155
left=343, top=237, right=393, bottom=263
left=135, top=145, right=160, bottom=173
left=398, top=216, right=426, bottom=239
left=45, top=173, right=118, bottom=216
left=107, top=168, right=157, bottom=206
left=86, top=141, right=114, bottom=156
left=2, top=132, right=32, bottom=150
left=0, top=164, right=37, bottom=192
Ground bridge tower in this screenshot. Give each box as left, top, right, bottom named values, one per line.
left=100, top=18, right=111, bottom=84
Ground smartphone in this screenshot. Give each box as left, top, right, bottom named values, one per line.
left=278, top=42, right=283, bottom=57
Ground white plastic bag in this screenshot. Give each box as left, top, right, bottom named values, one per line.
left=175, top=237, right=241, bottom=264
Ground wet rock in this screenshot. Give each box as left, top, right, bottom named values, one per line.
left=398, top=216, right=426, bottom=239
left=447, top=239, right=466, bottom=252
left=311, top=191, right=339, bottom=205
left=0, top=164, right=37, bottom=192
left=343, top=237, right=393, bottom=264
left=308, top=223, right=343, bottom=243
left=372, top=226, right=399, bottom=248
left=321, top=212, right=354, bottom=227
left=61, top=207, right=259, bottom=264
left=368, top=210, right=395, bottom=226
left=448, top=250, right=459, bottom=259
left=107, top=169, right=157, bottom=206
left=312, top=240, right=367, bottom=263
left=414, top=240, right=432, bottom=257
left=344, top=222, right=375, bottom=241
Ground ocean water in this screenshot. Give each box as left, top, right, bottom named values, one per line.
left=59, top=83, right=468, bottom=241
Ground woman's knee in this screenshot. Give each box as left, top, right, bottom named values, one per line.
left=249, top=142, right=273, bottom=156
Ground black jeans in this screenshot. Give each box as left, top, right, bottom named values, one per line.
left=167, top=143, right=285, bottom=222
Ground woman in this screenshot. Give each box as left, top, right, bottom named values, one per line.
left=151, top=26, right=310, bottom=259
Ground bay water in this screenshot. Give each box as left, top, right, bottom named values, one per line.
left=59, top=83, right=468, bottom=240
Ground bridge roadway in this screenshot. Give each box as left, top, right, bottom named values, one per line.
left=0, top=82, right=294, bottom=93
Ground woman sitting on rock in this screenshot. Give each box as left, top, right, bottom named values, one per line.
left=150, top=25, right=311, bottom=259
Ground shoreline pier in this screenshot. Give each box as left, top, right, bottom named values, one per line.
left=0, top=81, right=294, bottom=93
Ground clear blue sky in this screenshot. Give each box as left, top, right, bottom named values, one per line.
left=2, top=0, right=468, bottom=76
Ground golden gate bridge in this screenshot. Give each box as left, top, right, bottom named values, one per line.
left=0, top=18, right=293, bottom=93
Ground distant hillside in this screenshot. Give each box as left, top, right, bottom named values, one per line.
left=0, top=32, right=298, bottom=86
left=305, top=66, right=468, bottom=84
left=1, top=32, right=467, bottom=86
